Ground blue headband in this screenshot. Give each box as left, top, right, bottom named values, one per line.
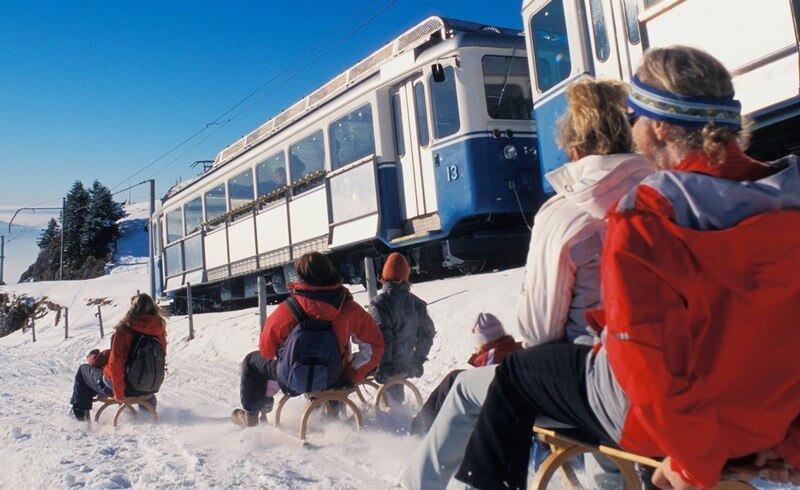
left=627, top=75, right=742, bottom=130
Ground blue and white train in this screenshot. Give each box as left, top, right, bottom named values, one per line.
left=155, top=17, right=545, bottom=310
left=521, top=0, right=800, bottom=184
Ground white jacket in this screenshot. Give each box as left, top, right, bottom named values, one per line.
left=515, top=153, right=653, bottom=347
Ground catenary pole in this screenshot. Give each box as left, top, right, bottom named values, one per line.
left=0, top=235, right=5, bottom=285
left=148, top=179, right=156, bottom=299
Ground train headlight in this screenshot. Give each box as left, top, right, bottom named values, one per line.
left=503, top=144, right=518, bottom=161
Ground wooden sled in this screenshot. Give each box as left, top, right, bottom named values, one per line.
left=91, top=395, right=158, bottom=427
left=531, top=426, right=758, bottom=490
left=273, top=386, right=364, bottom=443
left=360, top=375, right=423, bottom=412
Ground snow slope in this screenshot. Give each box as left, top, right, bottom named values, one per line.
left=0, top=235, right=526, bottom=488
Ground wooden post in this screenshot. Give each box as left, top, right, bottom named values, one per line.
left=258, top=275, right=267, bottom=332
left=364, top=257, right=378, bottom=302
left=64, top=307, right=69, bottom=339
left=186, top=282, right=195, bottom=340
left=30, top=317, right=36, bottom=342
left=96, top=305, right=104, bottom=338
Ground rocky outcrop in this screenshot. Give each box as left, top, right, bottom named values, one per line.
left=0, top=293, right=62, bottom=338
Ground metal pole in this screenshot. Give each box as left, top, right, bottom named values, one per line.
left=258, top=275, right=267, bottom=332
left=364, top=257, right=378, bottom=302
left=64, top=307, right=69, bottom=339
left=0, top=235, right=5, bottom=285
left=30, top=318, right=36, bottom=342
left=186, top=282, right=195, bottom=340
left=148, top=179, right=156, bottom=299
left=96, top=305, right=104, bottom=338
left=60, top=197, right=65, bottom=281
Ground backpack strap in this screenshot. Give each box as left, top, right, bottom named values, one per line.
left=284, top=296, right=307, bottom=323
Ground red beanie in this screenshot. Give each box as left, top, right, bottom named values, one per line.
left=382, top=252, right=410, bottom=282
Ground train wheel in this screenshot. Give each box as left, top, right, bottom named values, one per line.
left=455, top=260, right=486, bottom=276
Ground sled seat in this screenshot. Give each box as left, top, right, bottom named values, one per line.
left=531, top=425, right=759, bottom=490
left=273, top=386, right=364, bottom=442
left=91, top=395, right=157, bottom=427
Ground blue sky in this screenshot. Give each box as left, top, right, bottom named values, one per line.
left=0, top=1, right=524, bottom=221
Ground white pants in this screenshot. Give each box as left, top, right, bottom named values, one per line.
left=400, top=365, right=497, bottom=490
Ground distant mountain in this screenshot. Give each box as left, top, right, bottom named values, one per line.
left=0, top=220, right=41, bottom=285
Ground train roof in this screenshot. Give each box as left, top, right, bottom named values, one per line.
left=161, top=17, right=522, bottom=201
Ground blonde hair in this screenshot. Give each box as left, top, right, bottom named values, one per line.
left=557, top=78, right=633, bottom=156
left=116, top=293, right=167, bottom=331
left=636, top=46, right=749, bottom=163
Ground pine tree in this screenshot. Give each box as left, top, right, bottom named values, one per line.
left=81, top=181, right=127, bottom=259
left=62, top=181, right=90, bottom=264
left=37, top=218, right=60, bottom=250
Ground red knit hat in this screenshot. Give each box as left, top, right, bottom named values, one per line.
left=382, top=252, right=410, bottom=282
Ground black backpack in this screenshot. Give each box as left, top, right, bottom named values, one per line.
left=125, top=330, right=166, bottom=394
left=277, top=297, right=343, bottom=396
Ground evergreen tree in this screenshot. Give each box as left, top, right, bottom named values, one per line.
left=81, top=180, right=127, bottom=259
left=62, top=181, right=89, bottom=264
left=37, top=218, right=60, bottom=250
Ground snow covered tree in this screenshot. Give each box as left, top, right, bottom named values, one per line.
left=37, top=218, right=60, bottom=250
left=62, top=180, right=90, bottom=264
left=80, top=180, right=127, bottom=259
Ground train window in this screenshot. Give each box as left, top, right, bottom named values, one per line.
left=531, top=0, right=573, bottom=92
left=589, top=0, right=611, bottom=61
left=622, top=0, right=641, bottom=45
left=391, top=94, right=405, bottom=156
left=165, top=243, right=183, bottom=276
left=643, top=0, right=666, bottom=7
left=430, top=66, right=461, bottom=139
left=183, top=235, right=203, bottom=271
left=330, top=104, right=375, bottom=170
left=256, top=151, right=288, bottom=199
left=183, top=198, right=202, bottom=236
left=166, top=209, right=182, bottom=243
left=204, top=184, right=227, bottom=222
left=228, top=168, right=254, bottom=210
left=413, top=82, right=430, bottom=146
left=482, top=56, right=534, bottom=120
left=289, top=130, right=325, bottom=188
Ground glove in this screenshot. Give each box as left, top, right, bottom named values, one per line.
left=87, top=349, right=110, bottom=368
left=374, top=369, right=388, bottom=384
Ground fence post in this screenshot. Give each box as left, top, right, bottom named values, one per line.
left=96, top=305, right=104, bottom=338
left=258, top=276, right=267, bottom=332
left=186, top=282, right=195, bottom=340
left=30, top=317, right=36, bottom=342
left=64, top=307, right=69, bottom=339
left=364, top=257, right=378, bottom=302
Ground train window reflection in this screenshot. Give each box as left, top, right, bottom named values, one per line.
left=330, top=104, right=375, bottom=170
left=589, top=0, right=611, bottom=61
left=204, top=184, right=226, bottom=222
left=228, top=168, right=254, bottom=210
left=482, top=56, right=534, bottom=120
left=289, top=130, right=325, bottom=189
left=166, top=209, right=182, bottom=243
left=391, top=94, right=405, bottom=156
left=256, top=151, right=287, bottom=199
left=623, top=0, right=641, bottom=45
left=531, top=0, right=572, bottom=92
left=430, top=66, right=461, bottom=138
left=183, top=198, right=202, bottom=235
left=414, top=82, right=430, bottom=146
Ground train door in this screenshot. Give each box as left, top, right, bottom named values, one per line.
left=522, top=0, right=592, bottom=193
left=390, top=77, right=436, bottom=221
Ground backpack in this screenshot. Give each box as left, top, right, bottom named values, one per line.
left=277, top=297, right=343, bottom=396
left=125, top=330, right=166, bottom=394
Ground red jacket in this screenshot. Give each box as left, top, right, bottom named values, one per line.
left=259, top=283, right=384, bottom=384
left=103, top=314, right=167, bottom=400
left=594, top=146, right=800, bottom=487
left=467, top=335, right=522, bottom=367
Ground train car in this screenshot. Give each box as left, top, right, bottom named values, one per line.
left=155, top=17, right=546, bottom=311
left=521, top=0, right=800, bottom=191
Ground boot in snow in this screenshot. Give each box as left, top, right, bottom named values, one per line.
left=231, top=408, right=259, bottom=427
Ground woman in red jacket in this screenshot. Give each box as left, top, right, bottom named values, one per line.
left=70, top=293, right=168, bottom=420
left=231, top=252, right=384, bottom=427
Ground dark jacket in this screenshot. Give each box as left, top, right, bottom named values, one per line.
left=259, top=282, right=384, bottom=384
left=368, top=281, right=435, bottom=379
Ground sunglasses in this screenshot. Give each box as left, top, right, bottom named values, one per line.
left=626, top=112, right=640, bottom=126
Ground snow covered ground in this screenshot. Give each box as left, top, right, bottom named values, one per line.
left=0, top=202, right=527, bottom=488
